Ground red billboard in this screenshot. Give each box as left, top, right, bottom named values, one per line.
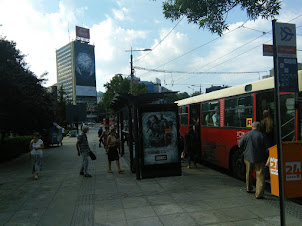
left=76, top=26, right=90, bottom=39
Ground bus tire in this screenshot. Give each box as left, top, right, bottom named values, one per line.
left=231, top=149, right=246, bottom=181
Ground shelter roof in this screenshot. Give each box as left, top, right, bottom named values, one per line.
left=109, top=92, right=177, bottom=111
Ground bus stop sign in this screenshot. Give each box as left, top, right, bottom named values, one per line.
left=275, top=22, right=298, bottom=92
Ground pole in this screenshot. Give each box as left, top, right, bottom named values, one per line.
left=133, top=104, right=140, bottom=180
left=272, top=19, right=286, bottom=226
left=128, top=105, right=134, bottom=172
left=130, top=47, right=133, bottom=94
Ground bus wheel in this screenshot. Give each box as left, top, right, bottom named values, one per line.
left=231, top=149, right=246, bottom=181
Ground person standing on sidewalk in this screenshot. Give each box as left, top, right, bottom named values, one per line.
left=106, top=127, right=125, bottom=173
left=100, top=126, right=110, bottom=152
left=184, top=125, right=199, bottom=169
left=76, top=126, right=92, bottom=178
left=239, top=121, right=266, bottom=199
left=29, top=132, right=44, bottom=180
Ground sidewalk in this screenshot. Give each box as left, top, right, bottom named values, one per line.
left=0, top=126, right=301, bottom=225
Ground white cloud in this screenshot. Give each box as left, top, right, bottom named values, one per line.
left=112, top=7, right=129, bottom=21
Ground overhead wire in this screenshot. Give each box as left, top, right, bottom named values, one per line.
left=173, top=32, right=268, bottom=83
left=174, top=21, right=302, bottom=84
left=138, top=20, right=248, bottom=78
left=134, top=16, right=185, bottom=63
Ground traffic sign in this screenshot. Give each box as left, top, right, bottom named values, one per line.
left=276, top=22, right=297, bottom=57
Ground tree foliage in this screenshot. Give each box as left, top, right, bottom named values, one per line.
left=162, top=0, right=281, bottom=35
left=100, top=74, right=149, bottom=116
left=164, top=92, right=190, bottom=104
left=0, top=37, right=55, bottom=137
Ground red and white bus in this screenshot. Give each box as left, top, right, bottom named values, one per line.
left=176, top=71, right=302, bottom=180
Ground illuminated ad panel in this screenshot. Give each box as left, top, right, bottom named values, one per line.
left=142, top=111, right=178, bottom=165
left=74, top=41, right=96, bottom=96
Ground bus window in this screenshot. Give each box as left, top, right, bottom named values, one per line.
left=281, top=94, right=295, bottom=141
left=225, top=95, right=253, bottom=128
left=181, top=106, right=189, bottom=126
left=202, top=101, right=219, bottom=127
left=190, top=103, right=200, bottom=126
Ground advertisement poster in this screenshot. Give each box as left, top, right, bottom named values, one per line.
left=73, top=41, right=96, bottom=88
left=142, top=111, right=178, bottom=165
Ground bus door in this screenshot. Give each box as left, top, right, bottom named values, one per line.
left=189, top=103, right=201, bottom=127
left=280, top=93, right=296, bottom=141
left=189, top=103, right=201, bottom=159
left=256, top=91, right=296, bottom=141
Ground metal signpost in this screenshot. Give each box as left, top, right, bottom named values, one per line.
left=272, top=20, right=298, bottom=226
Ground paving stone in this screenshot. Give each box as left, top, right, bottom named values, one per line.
left=121, top=197, right=150, bottom=209
left=178, top=200, right=213, bottom=212
left=159, top=213, right=198, bottom=226
left=153, top=203, right=184, bottom=216
left=124, top=206, right=156, bottom=219
left=188, top=210, right=229, bottom=225
left=127, top=216, right=163, bottom=226
left=1, top=125, right=302, bottom=225
left=95, top=199, right=123, bottom=211
left=146, top=195, right=176, bottom=206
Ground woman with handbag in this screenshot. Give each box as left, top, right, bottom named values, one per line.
left=29, top=132, right=44, bottom=180
left=106, top=127, right=125, bottom=173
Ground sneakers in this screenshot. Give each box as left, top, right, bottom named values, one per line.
left=187, top=166, right=190, bottom=169
left=84, top=174, right=92, bottom=177
left=34, top=174, right=38, bottom=180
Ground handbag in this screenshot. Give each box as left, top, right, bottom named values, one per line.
left=89, top=151, right=96, bottom=160
left=181, top=151, right=185, bottom=159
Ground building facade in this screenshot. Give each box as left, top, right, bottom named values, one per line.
left=56, top=40, right=97, bottom=119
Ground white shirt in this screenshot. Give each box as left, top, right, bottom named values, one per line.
left=31, top=139, right=43, bottom=154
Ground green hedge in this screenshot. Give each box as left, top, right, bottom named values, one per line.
left=0, top=136, right=32, bottom=162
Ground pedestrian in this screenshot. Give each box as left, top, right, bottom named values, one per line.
left=100, top=126, right=110, bottom=152
left=98, top=125, right=103, bottom=147
left=29, top=132, right=44, bottom=180
left=184, top=125, right=199, bottom=168
left=106, top=127, right=125, bottom=173
left=76, top=126, right=92, bottom=178
left=239, top=121, right=266, bottom=199
left=260, top=110, right=274, bottom=148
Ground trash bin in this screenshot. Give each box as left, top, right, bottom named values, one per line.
left=268, top=142, right=302, bottom=198
left=70, top=130, right=77, bottom=137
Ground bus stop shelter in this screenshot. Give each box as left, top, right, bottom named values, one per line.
left=109, top=92, right=180, bottom=180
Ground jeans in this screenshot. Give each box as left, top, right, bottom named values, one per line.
left=31, top=150, right=43, bottom=174
left=80, top=151, right=89, bottom=175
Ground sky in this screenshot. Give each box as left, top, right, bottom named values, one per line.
left=0, top=0, right=302, bottom=94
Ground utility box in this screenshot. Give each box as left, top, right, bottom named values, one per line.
left=268, top=142, right=302, bottom=198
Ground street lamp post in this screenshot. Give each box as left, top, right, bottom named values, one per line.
left=126, top=48, right=152, bottom=94
left=125, top=47, right=151, bottom=179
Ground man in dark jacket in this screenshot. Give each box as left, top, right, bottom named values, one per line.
left=239, top=121, right=266, bottom=199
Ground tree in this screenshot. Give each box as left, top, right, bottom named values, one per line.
left=0, top=37, right=55, bottom=138
left=191, top=91, right=201, bottom=97
left=164, top=92, right=190, bottom=104
left=53, top=86, right=67, bottom=126
left=161, top=0, right=281, bottom=35
left=100, top=74, right=149, bottom=117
